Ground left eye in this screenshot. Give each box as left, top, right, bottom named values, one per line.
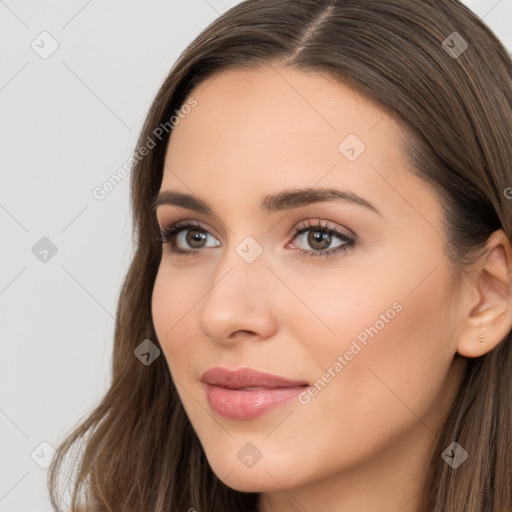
left=287, top=222, right=354, bottom=258
left=291, top=226, right=351, bottom=252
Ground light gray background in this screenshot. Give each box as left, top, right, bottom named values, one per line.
left=1, top=1, right=510, bottom=510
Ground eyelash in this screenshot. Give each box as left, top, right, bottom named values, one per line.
left=158, top=219, right=355, bottom=259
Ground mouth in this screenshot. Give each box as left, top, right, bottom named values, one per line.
left=200, top=367, right=309, bottom=420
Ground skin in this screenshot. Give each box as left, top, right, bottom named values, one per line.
left=151, top=65, right=512, bottom=512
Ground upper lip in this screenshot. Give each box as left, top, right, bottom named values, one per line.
left=200, top=367, right=309, bottom=389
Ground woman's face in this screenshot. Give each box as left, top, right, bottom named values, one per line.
left=151, top=66, right=468, bottom=496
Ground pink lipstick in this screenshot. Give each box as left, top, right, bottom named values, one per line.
left=201, top=367, right=308, bottom=420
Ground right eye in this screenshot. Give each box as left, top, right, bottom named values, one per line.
left=159, top=221, right=220, bottom=256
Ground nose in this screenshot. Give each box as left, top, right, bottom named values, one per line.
left=198, top=240, right=279, bottom=346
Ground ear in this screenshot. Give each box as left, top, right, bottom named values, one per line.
left=456, top=229, right=512, bottom=358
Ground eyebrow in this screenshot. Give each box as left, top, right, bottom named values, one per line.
left=151, top=187, right=381, bottom=216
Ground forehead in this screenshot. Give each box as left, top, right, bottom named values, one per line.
left=166, top=66, right=394, bottom=163
left=160, top=66, right=442, bottom=230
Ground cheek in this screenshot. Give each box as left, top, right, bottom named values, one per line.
left=301, top=260, right=456, bottom=442
left=152, top=268, right=177, bottom=344
left=292, top=253, right=456, bottom=426
left=152, top=258, right=208, bottom=324
left=151, top=266, right=201, bottom=373
left=278, top=261, right=403, bottom=372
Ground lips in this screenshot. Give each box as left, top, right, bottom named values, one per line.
left=200, top=367, right=309, bottom=420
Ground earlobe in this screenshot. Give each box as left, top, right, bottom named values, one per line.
left=455, top=229, right=512, bottom=358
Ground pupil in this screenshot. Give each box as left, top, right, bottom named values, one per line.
left=309, top=231, right=330, bottom=249
left=188, top=230, right=205, bottom=248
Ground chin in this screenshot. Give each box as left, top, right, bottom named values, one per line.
left=215, top=468, right=283, bottom=493
left=205, top=451, right=302, bottom=493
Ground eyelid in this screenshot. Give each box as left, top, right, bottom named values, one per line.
left=289, top=218, right=355, bottom=239
left=158, top=218, right=220, bottom=239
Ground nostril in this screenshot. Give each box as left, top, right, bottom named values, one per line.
left=231, top=330, right=255, bottom=337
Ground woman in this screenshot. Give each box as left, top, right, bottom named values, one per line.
left=48, top=1, right=512, bottom=510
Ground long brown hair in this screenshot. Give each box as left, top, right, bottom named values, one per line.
left=48, top=1, right=512, bottom=510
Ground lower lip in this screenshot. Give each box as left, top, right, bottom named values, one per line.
left=204, top=383, right=307, bottom=420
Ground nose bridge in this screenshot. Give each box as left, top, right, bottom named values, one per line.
left=213, top=227, right=271, bottom=293
left=198, top=232, right=278, bottom=342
